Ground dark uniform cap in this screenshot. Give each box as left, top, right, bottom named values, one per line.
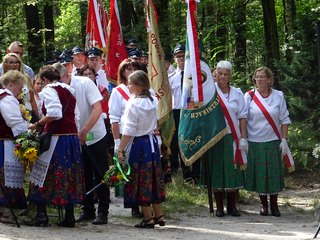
left=59, top=49, right=73, bottom=64
left=86, top=47, right=103, bottom=58
left=128, top=49, right=142, bottom=58
left=51, top=49, right=62, bottom=58
left=72, top=46, right=84, bottom=55
left=127, top=38, right=138, bottom=45
left=141, top=50, right=148, bottom=57
left=172, top=44, right=185, bottom=55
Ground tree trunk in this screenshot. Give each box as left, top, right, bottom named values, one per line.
left=317, top=21, right=320, bottom=77
left=43, top=3, right=54, bottom=62
left=233, top=0, right=247, bottom=74
left=24, top=3, right=44, bottom=71
left=261, top=0, right=281, bottom=89
left=154, top=0, right=170, bottom=51
left=215, top=0, right=227, bottom=61
left=79, top=1, right=88, bottom=47
left=120, top=0, right=136, bottom=29
left=282, top=0, right=296, bottom=63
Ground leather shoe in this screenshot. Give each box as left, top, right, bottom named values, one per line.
left=131, top=206, right=142, bottom=218
left=76, top=212, right=96, bottom=222
left=215, top=209, right=225, bottom=217
left=58, top=217, right=75, bottom=228
left=227, top=207, right=241, bottom=217
left=92, top=213, right=108, bottom=225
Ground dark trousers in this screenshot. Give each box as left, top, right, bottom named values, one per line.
left=170, top=109, right=201, bottom=180
left=81, top=134, right=110, bottom=215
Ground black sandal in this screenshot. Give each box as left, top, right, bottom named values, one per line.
left=154, top=215, right=165, bottom=226
left=134, top=218, right=155, bottom=228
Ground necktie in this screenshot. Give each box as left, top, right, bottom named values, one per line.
left=181, top=70, right=184, bottom=91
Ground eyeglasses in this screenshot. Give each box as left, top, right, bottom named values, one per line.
left=175, top=55, right=185, bottom=59
left=6, top=61, right=20, bottom=65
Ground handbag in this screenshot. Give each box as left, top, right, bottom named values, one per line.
left=37, top=90, right=72, bottom=154
left=38, top=131, right=53, bottom=154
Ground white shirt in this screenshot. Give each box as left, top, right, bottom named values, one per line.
left=169, top=68, right=183, bottom=109
left=244, top=89, right=291, bottom=142
left=167, top=64, right=175, bottom=75
left=0, top=89, right=27, bottom=136
left=70, top=76, right=106, bottom=145
left=108, top=84, right=130, bottom=134
left=218, top=85, right=247, bottom=133
left=96, top=69, right=109, bottom=89
left=122, top=96, right=158, bottom=137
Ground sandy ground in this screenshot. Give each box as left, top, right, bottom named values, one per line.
left=0, top=187, right=320, bottom=240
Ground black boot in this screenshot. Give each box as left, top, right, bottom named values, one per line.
left=214, top=191, right=224, bottom=217
left=259, top=194, right=268, bottom=216
left=270, top=194, right=281, bottom=217
left=131, top=205, right=142, bottom=218
left=226, top=191, right=241, bottom=217
left=24, top=203, right=49, bottom=227
left=58, top=205, right=75, bottom=228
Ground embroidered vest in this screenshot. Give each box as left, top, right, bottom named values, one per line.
left=0, top=92, right=14, bottom=138
left=43, top=86, right=78, bottom=134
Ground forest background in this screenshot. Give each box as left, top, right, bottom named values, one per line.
left=0, top=0, right=319, bottom=172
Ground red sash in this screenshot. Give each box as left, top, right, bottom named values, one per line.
left=217, top=88, right=246, bottom=167
left=248, top=90, right=295, bottom=172
left=116, top=86, right=129, bottom=101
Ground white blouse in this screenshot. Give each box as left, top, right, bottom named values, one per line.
left=0, top=89, right=27, bottom=136
left=41, top=82, right=77, bottom=121
left=244, top=89, right=291, bottom=142
left=108, top=84, right=130, bottom=133
left=122, top=96, right=158, bottom=137
left=218, top=85, right=247, bottom=133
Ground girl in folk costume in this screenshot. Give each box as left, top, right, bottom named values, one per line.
left=244, top=66, right=293, bottom=217
left=27, top=65, right=84, bottom=227
left=108, top=58, right=142, bottom=217
left=0, top=71, right=28, bottom=223
left=200, top=61, right=247, bottom=217
left=117, top=70, right=165, bottom=228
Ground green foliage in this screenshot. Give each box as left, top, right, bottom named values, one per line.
left=54, top=1, right=83, bottom=49
left=287, top=123, right=319, bottom=171
left=0, top=2, right=28, bottom=59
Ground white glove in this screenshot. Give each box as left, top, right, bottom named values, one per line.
left=279, top=138, right=289, bottom=156
left=156, top=135, right=162, bottom=151
left=239, top=138, right=248, bottom=152
left=114, top=138, right=120, bottom=154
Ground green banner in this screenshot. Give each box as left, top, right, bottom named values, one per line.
left=178, top=93, right=227, bottom=166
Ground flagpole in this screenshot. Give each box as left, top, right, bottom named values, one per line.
left=203, top=152, right=214, bottom=216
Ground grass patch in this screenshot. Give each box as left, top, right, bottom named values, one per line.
left=162, top=174, right=208, bottom=214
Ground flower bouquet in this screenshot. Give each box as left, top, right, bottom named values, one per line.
left=103, top=156, right=131, bottom=186
left=14, top=130, right=40, bottom=168
left=18, top=91, right=32, bottom=122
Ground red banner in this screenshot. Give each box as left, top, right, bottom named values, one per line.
left=106, top=0, right=128, bottom=85
left=85, top=0, right=108, bottom=69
